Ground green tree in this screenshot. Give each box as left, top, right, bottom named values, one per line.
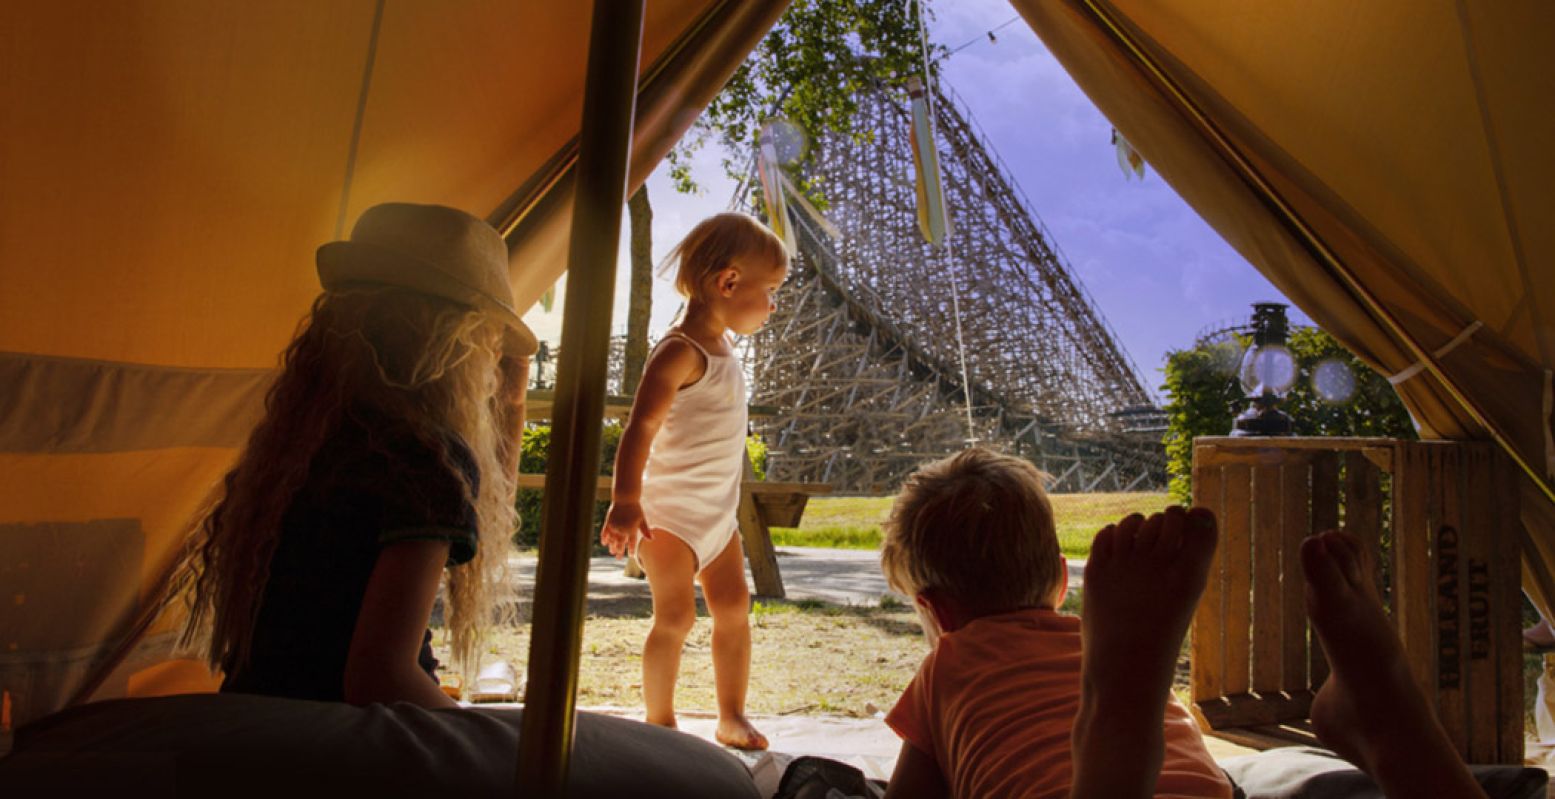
left=1162, top=327, right=1416, bottom=502
left=666, top=0, right=937, bottom=199
left=623, top=187, right=652, bottom=394
left=620, top=0, right=936, bottom=386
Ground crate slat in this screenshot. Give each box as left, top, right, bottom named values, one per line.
left=1223, top=463, right=1253, bottom=698
left=1196, top=690, right=1314, bottom=730
left=1191, top=456, right=1227, bottom=704
left=1393, top=443, right=1436, bottom=702
left=1432, top=445, right=1469, bottom=756
left=1344, top=451, right=1384, bottom=591
left=1251, top=464, right=1284, bottom=694
left=1308, top=451, right=1340, bottom=689
left=1492, top=450, right=1524, bottom=764
left=1461, top=444, right=1498, bottom=763
left=1280, top=460, right=1310, bottom=693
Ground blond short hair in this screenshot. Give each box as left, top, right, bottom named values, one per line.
left=880, top=448, right=1063, bottom=613
left=667, top=212, right=789, bottom=301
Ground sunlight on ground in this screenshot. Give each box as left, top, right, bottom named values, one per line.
left=771, top=492, right=1173, bottom=558
left=438, top=599, right=927, bottom=718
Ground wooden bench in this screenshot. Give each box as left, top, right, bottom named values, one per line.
left=514, top=467, right=831, bottom=598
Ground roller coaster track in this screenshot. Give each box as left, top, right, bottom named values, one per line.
left=745, top=81, right=1166, bottom=493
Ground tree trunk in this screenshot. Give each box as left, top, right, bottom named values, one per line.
left=623, top=185, right=653, bottom=395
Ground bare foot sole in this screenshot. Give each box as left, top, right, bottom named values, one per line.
left=715, top=716, right=768, bottom=751
left=1071, top=507, right=1217, bottom=798
left=1302, top=530, right=1486, bottom=799
left=1081, top=507, right=1217, bottom=706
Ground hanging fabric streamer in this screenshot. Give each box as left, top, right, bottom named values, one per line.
left=908, top=76, right=952, bottom=246
left=909, top=0, right=975, bottom=443
left=757, top=134, right=797, bottom=254
left=1112, top=127, right=1146, bottom=180
left=777, top=170, right=840, bottom=239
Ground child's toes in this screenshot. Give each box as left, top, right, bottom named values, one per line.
left=1135, top=512, right=1165, bottom=557
left=1090, top=524, right=1117, bottom=567
left=1325, top=531, right=1368, bottom=588
left=1113, top=513, right=1144, bottom=558
left=1182, top=508, right=1218, bottom=559
left=1178, top=509, right=1217, bottom=587
left=1154, top=506, right=1187, bottom=554
left=1300, top=535, right=1348, bottom=596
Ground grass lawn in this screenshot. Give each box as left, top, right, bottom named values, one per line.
left=771, top=492, right=1174, bottom=559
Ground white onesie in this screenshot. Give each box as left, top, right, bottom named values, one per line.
left=638, top=331, right=748, bottom=571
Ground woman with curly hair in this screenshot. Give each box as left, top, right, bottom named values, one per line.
left=182, top=203, right=534, bottom=708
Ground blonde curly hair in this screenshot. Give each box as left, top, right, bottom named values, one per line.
left=182, top=287, right=517, bottom=676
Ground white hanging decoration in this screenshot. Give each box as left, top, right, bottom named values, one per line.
left=908, top=76, right=953, bottom=246
left=1112, top=127, right=1146, bottom=180
left=756, top=122, right=797, bottom=255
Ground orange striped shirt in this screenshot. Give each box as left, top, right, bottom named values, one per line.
left=886, top=608, right=1231, bottom=798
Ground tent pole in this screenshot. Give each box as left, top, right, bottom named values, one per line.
left=1073, top=0, right=1555, bottom=508
left=517, top=0, right=643, bottom=794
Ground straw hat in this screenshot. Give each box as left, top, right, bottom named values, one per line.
left=317, top=202, right=538, bottom=356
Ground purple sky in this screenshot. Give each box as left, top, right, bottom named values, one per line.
left=521, top=0, right=1306, bottom=399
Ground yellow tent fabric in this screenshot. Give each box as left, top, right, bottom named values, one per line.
left=1013, top=0, right=1555, bottom=606
left=0, top=0, right=787, bottom=729
left=4, top=0, right=1550, bottom=743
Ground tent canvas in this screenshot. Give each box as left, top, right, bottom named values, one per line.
left=0, top=0, right=787, bottom=731
left=1011, top=0, right=1555, bottom=610
left=1, top=0, right=1552, bottom=774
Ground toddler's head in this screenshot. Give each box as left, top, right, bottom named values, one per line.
left=668, top=212, right=789, bottom=334
left=881, top=448, right=1064, bottom=617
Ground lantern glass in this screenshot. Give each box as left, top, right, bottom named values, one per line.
left=1239, top=344, right=1297, bottom=395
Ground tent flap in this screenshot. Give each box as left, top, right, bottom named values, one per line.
left=0, top=0, right=785, bottom=728
left=1013, top=0, right=1555, bottom=606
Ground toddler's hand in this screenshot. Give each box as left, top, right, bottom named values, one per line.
left=601, top=501, right=653, bottom=559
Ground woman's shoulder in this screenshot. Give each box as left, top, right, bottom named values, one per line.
left=331, top=406, right=478, bottom=488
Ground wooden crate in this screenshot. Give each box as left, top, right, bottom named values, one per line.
left=1190, top=437, right=1523, bottom=764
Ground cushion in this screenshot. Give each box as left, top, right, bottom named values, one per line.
left=1219, top=745, right=1546, bottom=799
left=0, top=693, right=760, bottom=799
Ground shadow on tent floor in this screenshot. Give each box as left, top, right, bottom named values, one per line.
left=584, top=705, right=898, bottom=797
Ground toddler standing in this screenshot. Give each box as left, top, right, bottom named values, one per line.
left=601, top=212, right=789, bottom=750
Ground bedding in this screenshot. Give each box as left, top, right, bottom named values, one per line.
left=0, top=692, right=761, bottom=798
left=1219, top=745, right=1546, bottom=799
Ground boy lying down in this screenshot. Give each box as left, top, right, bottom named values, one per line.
left=875, top=449, right=1488, bottom=799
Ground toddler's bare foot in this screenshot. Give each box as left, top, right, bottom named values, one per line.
left=1071, top=507, right=1217, bottom=799
left=1302, top=530, right=1486, bottom=798
left=715, top=715, right=768, bottom=751
left=645, top=714, right=678, bottom=731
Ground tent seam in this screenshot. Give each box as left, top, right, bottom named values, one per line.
left=335, top=0, right=386, bottom=240
left=1453, top=0, right=1547, bottom=367
left=1387, top=320, right=1483, bottom=386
